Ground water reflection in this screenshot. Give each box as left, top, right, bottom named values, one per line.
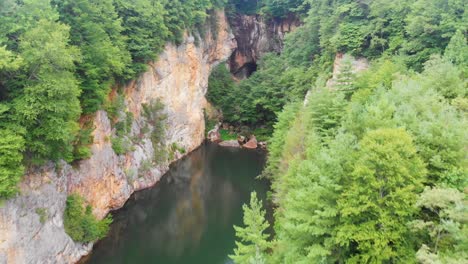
left=86, top=143, right=268, bottom=264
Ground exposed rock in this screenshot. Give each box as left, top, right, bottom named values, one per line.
left=219, top=140, right=241, bottom=148
left=243, top=135, right=258, bottom=149
left=258, top=141, right=267, bottom=149
left=207, top=123, right=222, bottom=143
left=326, top=53, right=369, bottom=88
left=0, top=10, right=235, bottom=264
left=237, top=135, right=246, bottom=144
left=228, top=13, right=301, bottom=79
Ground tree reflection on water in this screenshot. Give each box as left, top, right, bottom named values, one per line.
left=86, top=143, right=268, bottom=264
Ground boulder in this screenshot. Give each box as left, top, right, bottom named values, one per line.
left=207, top=123, right=221, bottom=143
left=243, top=135, right=258, bottom=149
left=219, top=140, right=241, bottom=148
left=237, top=135, right=246, bottom=144
left=258, top=141, right=267, bottom=149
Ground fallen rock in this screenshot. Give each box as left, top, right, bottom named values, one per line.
left=219, top=140, right=240, bottom=148
left=237, top=135, right=246, bottom=144
left=207, top=123, right=221, bottom=143
left=243, top=135, right=258, bottom=149
left=258, top=141, right=267, bottom=149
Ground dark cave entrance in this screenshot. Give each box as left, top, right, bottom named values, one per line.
left=235, top=62, right=258, bottom=79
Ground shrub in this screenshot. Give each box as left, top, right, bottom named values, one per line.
left=35, top=208, right=47, bottom=224
left=63, top=194, right=112, bottom=243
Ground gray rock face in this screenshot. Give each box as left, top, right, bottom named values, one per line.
left=228, top=13, right=301, bottom=79
left=219, top=140, right=241, bottom=148
left=0, top=10, right=235, bottom=264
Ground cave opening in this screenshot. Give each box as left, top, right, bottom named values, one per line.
left=230, top=61, right=258, bottom=80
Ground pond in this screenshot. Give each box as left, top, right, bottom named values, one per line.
left=85, top=142, right=269, bottom=264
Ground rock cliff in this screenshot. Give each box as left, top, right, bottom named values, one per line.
left=0, top=10, right=235, bottom=264
left=228, top=13, right=300, bottom=79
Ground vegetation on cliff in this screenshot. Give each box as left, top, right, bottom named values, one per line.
left=230, top=0, right=467, bottom=263
left=63, top=194, right=112, bottom=243
left=0, top=0, right=227, bottom=199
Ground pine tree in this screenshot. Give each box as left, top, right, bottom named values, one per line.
left=444, top=29, right=468, bottom=68
left=230, top=192, right=270, bottom=264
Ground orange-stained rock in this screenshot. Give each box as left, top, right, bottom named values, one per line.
left=243, top=135, right=258, bottom=149
left=0, top=10, right=236, bottom=264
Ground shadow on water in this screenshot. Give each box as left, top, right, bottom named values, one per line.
left=85, top=142, right=269, bottom=264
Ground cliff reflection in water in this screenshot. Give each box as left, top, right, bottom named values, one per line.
left=86, top=142, right=268, bottom=264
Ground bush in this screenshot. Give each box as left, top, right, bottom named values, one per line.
left=35, top=208, right=47, bottom=224
left=63, top=194, right=112, bottom=243
left=220, top=129, right=237, bottom=141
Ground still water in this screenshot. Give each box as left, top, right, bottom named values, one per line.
left=86, top=142, right=268, bottom=264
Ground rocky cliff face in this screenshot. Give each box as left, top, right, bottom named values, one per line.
left=228, top=13, right=300, bottom=79
left=0, top=11, right=235, bottom=264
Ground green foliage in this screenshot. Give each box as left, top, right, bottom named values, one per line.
left=254, top=6, right=468, bottom=258
left=230, top=191, right=270, bottom=263
left=412, top=187, right=468, bottom=264
left=114, top=0, right=169, bottom=77
left=262, top=102, right=300, bottom=179
left=206, top=63, right=237, bottom=120
left=403, top=0, right=466, bottom=69
left=227, top=0, right=262, bottom=15
left=53, top=0, right=131, bottom=114
left=111, top=136, right=130, bottom=155
left=337, top=128, right=426, bottom=263
left=220, top=129, right=237, bottom=141
left=72, top=121, right=94, bottom=161
left=63, top=194, right=112, bottom=243
left=207, top=55, right=314, bottom=127
left=421, top=55, right=466, bottom=100
left=0, top=0, right=225, bottom=198
left=142, top=100, right=168, bottom=163
left=14, top=18, right=81, bottom=163
left=0, top=129, right=25, bottom=198
left=35, top=208, right=47, bottom=224
left=444, top=30, right=468, bottom=71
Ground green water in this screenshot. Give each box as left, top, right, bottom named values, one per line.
left=85, top=142, right=269, bottom=264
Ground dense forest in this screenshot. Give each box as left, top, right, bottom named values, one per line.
left=227, top=0, right=467, bottom=263
left=0, top=0, right=466, bottom=262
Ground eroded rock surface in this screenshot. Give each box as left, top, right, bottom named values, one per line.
left=0, top=10, right=235, bottom=264
left=228, top=14, right=300, bottom=79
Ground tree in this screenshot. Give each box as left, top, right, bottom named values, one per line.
left=14, top=19, right=81, bottom=162
left=421, top=55, right=465, bottom=100
left=444, top=29, right=468, bottom=68
left=337, top=128, right=426, bottom=263
left=230, top=192, right=270, bottom=264
left=114, top=0, right=169, bottom=76
left=404, top=0, right=465, bottom=69
left=412, top=187, right=467, bottom=264
left=0, top=129, right=25, bottom=198
left=53, top=0, right=131, bottom=113
left=273, top=132, right=356, bottom=263
left=63, top=194, right=112, bottom=243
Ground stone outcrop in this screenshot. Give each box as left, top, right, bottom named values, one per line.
left=0, top=10, right=235, bottom=264
left=219, top=140, right=240, bottom=148
left=207, top=123, right=222, bottom=143
left=228, top=13, right=301, bottom=79
left=326, top=53, right=369, bottom=88
left=243, top=135, right=258, bottom=149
